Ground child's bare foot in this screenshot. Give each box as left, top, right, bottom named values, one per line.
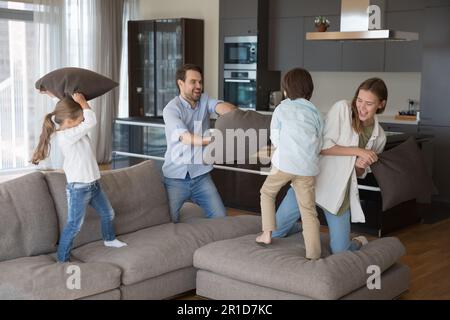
left=256, top=231, right=272, bottom=245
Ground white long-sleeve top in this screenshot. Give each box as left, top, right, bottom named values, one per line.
left=56, top=109, right=100, bottom=183
left=315, top=100, right=386, bottom=223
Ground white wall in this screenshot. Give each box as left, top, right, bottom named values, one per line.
left=310, top=72, right=422, bottom=116
left=139, top=0, right=220, bottom=98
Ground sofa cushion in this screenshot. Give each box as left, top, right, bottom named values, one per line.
left=44, top=160, right=171, bottom=248
left=35, top=67, right=119, bottom=101
left=0, top=255, right=121, bottom=300
left=0, top=172, right=58, bottom=262
left=71, top=223, right=202, bottom=285
left=371, top=137, right=434, bottom=211
left=179, top=202, right=261, bottom=246
left=193, top=234, right=406, bottom=300
left=71, top=208, right=261, bottom=286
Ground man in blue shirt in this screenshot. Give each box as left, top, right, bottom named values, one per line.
left=163, top=64, right=236, bottom=223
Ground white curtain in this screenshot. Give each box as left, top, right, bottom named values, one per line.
left=33, top=0, right=127, bottom=168
left=118, top=0, right=140, bottom=118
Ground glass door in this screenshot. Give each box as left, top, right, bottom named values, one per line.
left=155, top=19, right=183, bottom=116
left=129, top=21, right=155, bottom=117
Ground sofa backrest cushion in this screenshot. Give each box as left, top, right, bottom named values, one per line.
left=0, top=172, right=59, bottom=262
left=44, top=160, right=171, bottom=248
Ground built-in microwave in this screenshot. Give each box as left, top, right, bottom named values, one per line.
left=224, top=36, right=257, bottom=70
left=224, top=70, right=257, bottom=109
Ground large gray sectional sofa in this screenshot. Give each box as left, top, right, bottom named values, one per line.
left=0, top=160, right=410, bottom=300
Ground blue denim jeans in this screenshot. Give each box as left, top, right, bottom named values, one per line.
left=163, top=172, right=226, bottom=223
left=272, top=187, right=360, bottom=254
left=57, top=181, right=116, bottom=262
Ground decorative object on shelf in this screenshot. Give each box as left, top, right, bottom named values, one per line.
left=314, top=16, right=330, bottom=32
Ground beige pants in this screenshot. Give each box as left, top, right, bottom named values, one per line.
left=260, top=168, right=321, bottom=260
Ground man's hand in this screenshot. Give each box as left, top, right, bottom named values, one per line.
left=215, top=102, right=237, bottom=116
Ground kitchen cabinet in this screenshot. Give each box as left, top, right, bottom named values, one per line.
left=384, top=10, right=423, bottom=72
left=220, top=0, right=258, bottom=19
left=419, top=6, right=450, bottom=127
left=342, top=42, right=385, bottom=72
left=268, top=0, right=340, bottom=18
left=418, top=126, right=450, bottom=201
left=426, top=0, right=450, bottom=7
left=386, top=0, right=425, bottom=11
left=381, top=123, right=418, bottom=134
left=268, top=17, right=304, bottom=74
left=221, top=18, right=258, bottom=36
left=303, top=15, right=342, bottom=71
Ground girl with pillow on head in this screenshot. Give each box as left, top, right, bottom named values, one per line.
left=32, top=93, right=127, bottom=263
left=272, top=78, right=388, bottom=254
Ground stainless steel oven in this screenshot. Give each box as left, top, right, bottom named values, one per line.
left=224, top=36, right=257, bottom=70
left=224, top=70, right=257, bottom=109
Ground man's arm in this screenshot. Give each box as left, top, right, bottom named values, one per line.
left=215, top=102, right=237, bottom=116
left=179, top=133, right=211, bottom=146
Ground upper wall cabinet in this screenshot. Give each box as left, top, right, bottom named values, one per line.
left=386, top=0, right=425, bottom=11
left=268, top=17, right=304, bottom=73
left=342, top=42, right=385, bottom=72
left=220, top=0, right=258, bottom=19
left=426, top=0, right=450, bottom=7
left=221, top=18, right=258, bottom=36
left=269, top=0, right=340, bottom=18
left=303, top=15, right=342, bottom=71
left=384, top=10, right=423, bottom=72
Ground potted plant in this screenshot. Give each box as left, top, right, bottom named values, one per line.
left=314, top=16, right=330, bottom=32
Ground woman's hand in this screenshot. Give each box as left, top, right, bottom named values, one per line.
left=355, top=157, right=371, bottom=169
left=357, top=148, right=378, bottom=165
left=72, top=93, right=90, bottom=109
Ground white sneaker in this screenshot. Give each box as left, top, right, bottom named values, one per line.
left=104, top=239, right=128, bottom=248
left=352, top=236, right=369, bottom=249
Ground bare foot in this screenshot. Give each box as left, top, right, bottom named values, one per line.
left=256, top=231, right=272, bottom=245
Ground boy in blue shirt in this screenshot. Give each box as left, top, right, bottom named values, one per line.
left=256, top=68, right=323, bottom=260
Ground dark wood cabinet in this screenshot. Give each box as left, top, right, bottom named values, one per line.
left=128, top=19, right=204, bottom=118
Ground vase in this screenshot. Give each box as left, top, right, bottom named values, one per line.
left=315, top=24, right=328, bottom=32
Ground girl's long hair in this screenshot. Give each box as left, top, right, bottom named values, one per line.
left=31, top=97, right=83, bottom=165
left=351, top=78, right=388, bottom=134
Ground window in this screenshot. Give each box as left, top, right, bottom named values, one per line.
left=0, top=1, right=38, bottom=171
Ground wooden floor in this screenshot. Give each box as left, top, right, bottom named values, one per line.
left=180, top=208, right=450, bottom=300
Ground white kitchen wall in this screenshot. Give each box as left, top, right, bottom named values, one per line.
left=139, top=0, right=220, bottom=98
left=310, top=72, right=422, bottom=116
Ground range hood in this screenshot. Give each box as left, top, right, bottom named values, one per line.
left=306, top=0, right=419, bottom=41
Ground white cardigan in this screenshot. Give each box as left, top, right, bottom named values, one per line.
left=315, top=100, right=386, bottom=223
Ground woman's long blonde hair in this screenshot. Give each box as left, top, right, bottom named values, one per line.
left=351, top=78, right=388, bottom=134
left=31, top=97, right=83, bottom=165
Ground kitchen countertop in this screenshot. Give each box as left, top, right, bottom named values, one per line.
left=239, top=108, right=419, bottom=126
